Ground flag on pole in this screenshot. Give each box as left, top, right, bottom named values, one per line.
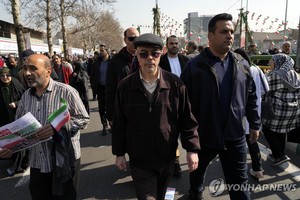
left=48, top=98, right=70, bottom=132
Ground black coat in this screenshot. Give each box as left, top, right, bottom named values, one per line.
left=159, top=53, right=189, bottom=73
left=0, top=77, right=25, bottom=126
left=105, top=47, right=134, bottom=121
left=112, top=69, right=200, bottom=170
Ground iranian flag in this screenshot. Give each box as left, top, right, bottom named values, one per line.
left=48, top=98, right=70, bottom=132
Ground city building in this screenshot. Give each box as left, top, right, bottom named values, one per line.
left=183, top=12, right=213, bottom=45
left=0, top=19, right=83, bottom=56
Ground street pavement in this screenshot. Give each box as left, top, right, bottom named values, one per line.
left=1, top=90, right=300, bottom=200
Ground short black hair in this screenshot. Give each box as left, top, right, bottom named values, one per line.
left=234, top=48, right=251, bottom=65
left=166, top=35, right=177, bottom=44
left=52, top=54, right=61, bottom=59
left=208, top=13, right=233, bottom=33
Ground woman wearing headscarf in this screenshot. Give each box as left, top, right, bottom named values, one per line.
left=0, top=67, right=28, bottom=175
left=262, top=53, right=300, bottom=166
left=70, top=61, right=90, bottom=115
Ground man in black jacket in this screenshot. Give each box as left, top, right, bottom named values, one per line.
left=90, top=45, right=110, bottom=135
left=181, top=13, right=260, bottom=200
left=159, top=35, right=189, bottom=177
left=112, top=33, right=200, bottom=200
left=105, top=27, right=139, bottom=127
left=159, top=35, right=189, bottom=77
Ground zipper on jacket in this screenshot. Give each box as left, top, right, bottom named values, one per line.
left=143, top=92, right=152, bottom=112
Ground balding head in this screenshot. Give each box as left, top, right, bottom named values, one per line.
left=124, top=27, right=139, bottom=38
left=26, top=54, right=52, bottom=69
left=23, top=54, right=52, bottom=90
left=124, top=27, right=140, bottom=55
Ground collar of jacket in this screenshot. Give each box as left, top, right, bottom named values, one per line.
left=197, top=48, right=242, bottom=66
left=129, top=68, right=170, bottom=91
left=117, top=46, right=133, bottom=60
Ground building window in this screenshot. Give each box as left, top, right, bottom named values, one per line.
left=0, top=21, right=11, bottom=38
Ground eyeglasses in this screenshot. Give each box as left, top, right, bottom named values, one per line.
left=127, top=37, right=137, bottom=42
left=0, top=74, right=12, bottom=78
left=138, top=51, right=161, bottom=59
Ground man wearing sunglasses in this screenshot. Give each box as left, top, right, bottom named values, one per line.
left=112, top=33, right=200, bottom=200
left=105, top=27, right=140, bottom=128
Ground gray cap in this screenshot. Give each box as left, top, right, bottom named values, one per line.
left=133, top=33, right=163, bottom=49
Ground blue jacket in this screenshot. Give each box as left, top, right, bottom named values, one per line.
left=181, top=48, right=260, bottom=149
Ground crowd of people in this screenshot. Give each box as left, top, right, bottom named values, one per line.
left=0, top=12, right=299, bottom=200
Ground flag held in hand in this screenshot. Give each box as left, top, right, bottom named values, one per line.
left=48, top=98, right=70, bottom=132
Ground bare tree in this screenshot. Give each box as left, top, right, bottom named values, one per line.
left=54, top=0, right=116, bottom=57
left=21, top=0, right=56, bottom=56
left=59, top=0, right=68, bottom=58
left=9, top=0, right=118, bottom=57
left=68, top=10, right=123, bottom=53
left=5, top=0, right=26, bottom=59
left=46, top=0, right=54, bottom=55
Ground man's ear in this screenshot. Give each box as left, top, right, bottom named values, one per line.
left=47, top=66, right=52, bottom=76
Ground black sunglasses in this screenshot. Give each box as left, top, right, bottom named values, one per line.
left=127, top=37, right=137, bottom=42
left=139, top=51, right=161, bottom=59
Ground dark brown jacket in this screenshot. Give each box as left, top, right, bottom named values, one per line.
left=112, top=68, right=200, bottom=170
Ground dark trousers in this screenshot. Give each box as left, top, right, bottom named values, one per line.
left=29, top=158, right=80, bottom=200
left=130, top=161, right=174, bottom=200
left=189, top=138, right=250, bottom=200
left=91, top=85, right=97, bottom=100
left=79, top=91, right=90, bottom=115
left=263, top=125, right=286, bottom=159
left=97, top=85, right=108, bottom=129
left=246, top=134, right=263, bottom=171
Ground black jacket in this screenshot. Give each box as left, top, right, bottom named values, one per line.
left=0, top=77, right=25, bottom=126
left=112, top=69, right=200, bottom=170
left=181, top=48, right=260, bottom=149
left=90, top=56, right=110, bottom=91
left=159, top=53, right=189, bottom=73
left=105, top=47, right=135, bottom=121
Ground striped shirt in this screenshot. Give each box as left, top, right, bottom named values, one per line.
left=16, top=78, right=89, bottom=173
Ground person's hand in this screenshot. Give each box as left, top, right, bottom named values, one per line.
left=0, top=148, right=13, bottom=159
left=8, top=102, right=16, bottom=108
left=249, top=129, right=259, bottom=144
left=73, top=72, right=77, bottom=77
left=35, top=124, right=55, bottom=140
left=186, top=152, right=198, bottom=172
left=115, top=156, right=127, bottom=171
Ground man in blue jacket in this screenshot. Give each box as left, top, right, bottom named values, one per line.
left=181, top=13, right=260, bottom=200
